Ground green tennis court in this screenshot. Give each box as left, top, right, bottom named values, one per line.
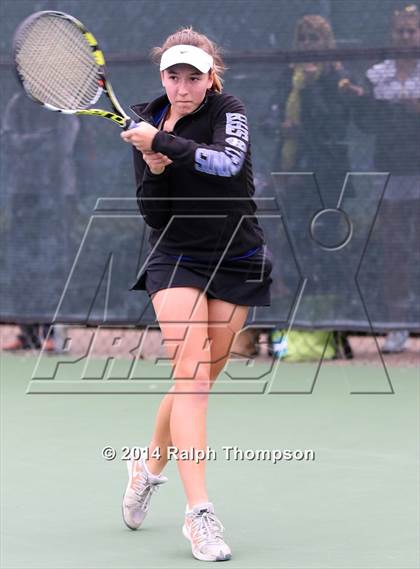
left=1, top=353, right=418, bottom=569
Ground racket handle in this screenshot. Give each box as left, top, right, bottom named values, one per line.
left=125, top=116, right=151, bottom=130
left=125, top=119, right=140, bottom=130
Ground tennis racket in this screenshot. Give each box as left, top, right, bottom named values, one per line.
left=13, top=10, right=141, bottom=129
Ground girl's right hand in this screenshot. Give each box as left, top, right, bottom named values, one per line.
left=142, top=151, right=172, bottom=175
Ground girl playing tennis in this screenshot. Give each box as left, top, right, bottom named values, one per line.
left=121, top=27, right=272, bottom=562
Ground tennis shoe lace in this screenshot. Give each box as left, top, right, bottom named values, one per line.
left=127, top=470, right=164, bottom=512
left=190, top=510, right=225, bottom=547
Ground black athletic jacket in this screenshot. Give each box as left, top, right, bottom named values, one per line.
left=130, top=90, right=265, bottom=259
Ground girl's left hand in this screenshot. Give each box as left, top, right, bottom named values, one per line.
left=120, top=122, right=159, bottom=152
left=142, top=151, right=172, bottom=175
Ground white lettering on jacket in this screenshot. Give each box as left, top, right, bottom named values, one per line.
left=195, top=112, right=248, bottom=177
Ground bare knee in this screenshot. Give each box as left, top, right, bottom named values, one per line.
left=174, top=358, right=210, bottom=381
left=173, top=360, right=211, bottom=402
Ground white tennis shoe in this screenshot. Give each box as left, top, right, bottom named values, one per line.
left=122, top=452, right=168, bottom=530
left=182, top=502, right=232, bottom=561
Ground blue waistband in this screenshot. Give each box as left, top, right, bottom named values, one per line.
left=168, top=245, right=262, bottom=263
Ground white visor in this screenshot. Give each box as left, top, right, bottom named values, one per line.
left=160, top=45, right=213, bottom=73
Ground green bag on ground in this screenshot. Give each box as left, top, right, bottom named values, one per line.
left=270, top=329, right=338, bottom=362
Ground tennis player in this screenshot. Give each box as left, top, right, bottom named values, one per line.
left=120, top=27, right=272, bottom=562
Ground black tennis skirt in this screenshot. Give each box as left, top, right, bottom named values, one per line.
left=131, top=245, right=273, bottom=306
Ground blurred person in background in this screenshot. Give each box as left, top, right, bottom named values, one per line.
left=279, top=14, right=361, bottom=188
left=1, top=90, right=79, bottom=355
left=354, top=4, right=420, bottom=353
left=2, top=324, right=55, bottom=352
left=268, top=14, right=359, bottom=359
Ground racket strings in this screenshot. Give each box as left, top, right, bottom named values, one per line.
left=18, top=18, right=99, bottom=105
left=18, top=19, right=99, bottom=108
left=15, top=15, right=101, bottom=110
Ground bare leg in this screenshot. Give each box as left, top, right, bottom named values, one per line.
left=146, top=287, right=211, bottom=506
left=145, top=292, right=249, bottom=507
